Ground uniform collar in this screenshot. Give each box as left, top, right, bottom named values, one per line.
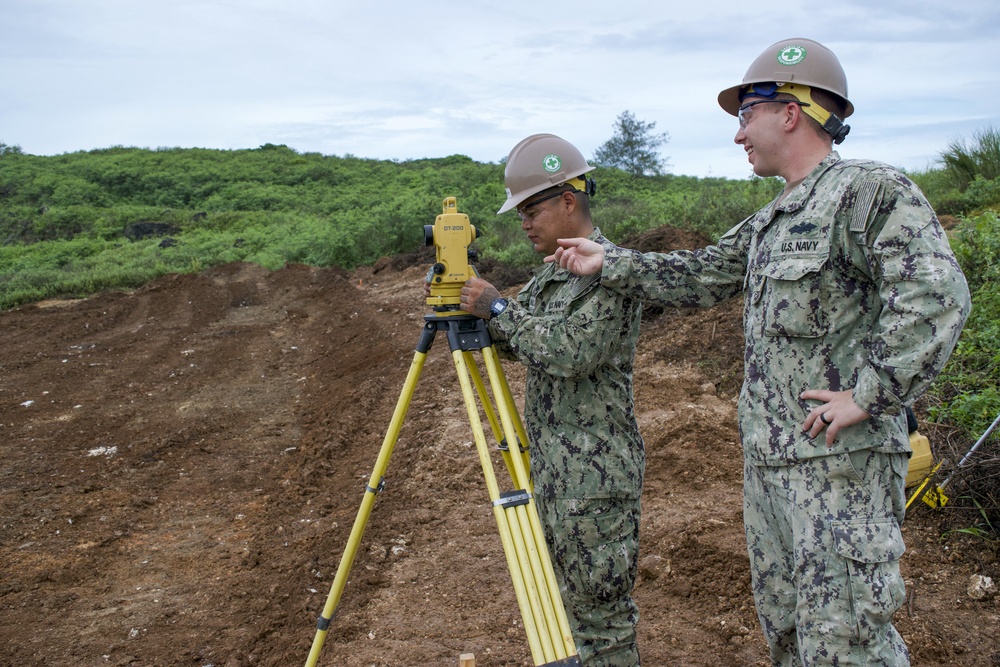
left=775, top=151, right=841, bottom=213
left=536, top=228, right=602, bottom=281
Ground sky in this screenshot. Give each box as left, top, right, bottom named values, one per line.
left=3, top=0, right=999, bottom=180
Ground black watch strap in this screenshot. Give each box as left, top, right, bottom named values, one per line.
left=489, top=297, right=509, bottom=320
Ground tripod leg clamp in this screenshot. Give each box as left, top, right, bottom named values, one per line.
left=493, top=489, right=531, bottom=508
left=497, top=437, right=528, bottom=454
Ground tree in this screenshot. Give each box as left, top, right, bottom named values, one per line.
left=593, top=111, right=670, bottom=176
left=0, top=141, right=24, bottom=156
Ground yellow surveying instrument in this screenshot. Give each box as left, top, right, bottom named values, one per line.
left=424, top=196, right=479, bottom=311
left=304, top=197, right=582, bottom=667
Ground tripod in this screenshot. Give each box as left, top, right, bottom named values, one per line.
left=304, top=311, right=582, bottom=667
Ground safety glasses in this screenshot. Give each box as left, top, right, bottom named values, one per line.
left=516, top=189, right=574, bottom=221
left=738, top=99, right=808, bottom=129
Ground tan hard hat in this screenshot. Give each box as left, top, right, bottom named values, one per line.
left=718, top=38, right=854, bottom=118
left=497, top=134, right=596, bottom=214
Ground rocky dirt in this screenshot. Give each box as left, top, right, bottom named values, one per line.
left=1, top=226, right=997, bottom=666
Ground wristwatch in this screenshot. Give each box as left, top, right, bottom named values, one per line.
left=489, top=297, right=509, bottom=320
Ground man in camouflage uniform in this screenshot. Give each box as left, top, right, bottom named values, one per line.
left=459, top=134, right=645, bottom=666
left=548, top=39, right=971, bottom=666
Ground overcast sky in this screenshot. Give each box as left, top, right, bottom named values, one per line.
left=3, top=1, right=999, bottom=180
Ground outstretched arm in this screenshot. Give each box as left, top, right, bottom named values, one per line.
left=544, top=237, right=605, bottom=275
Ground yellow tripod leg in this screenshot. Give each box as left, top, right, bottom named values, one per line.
left=482, top=346, right=576, bottom=658
left=451, top=347, right=557, bottom=664
left=486, top=347, right=533, bottom=486
left=462, top=342, right=579, bottom=663
left=304, top=347, right=428, bottom=667
left=463, top=349, right=532, bottom=489
left=482, top=347, right=532, bottom=488
left=477, top=348, right=566, bottom=656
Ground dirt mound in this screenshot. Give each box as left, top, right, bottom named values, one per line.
left=619, top=225, right=715, bottom=254
left=1, top=232, right=997, bottom=666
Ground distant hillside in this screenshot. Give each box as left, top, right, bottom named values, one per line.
left=0, top=144, right=781, bottom=309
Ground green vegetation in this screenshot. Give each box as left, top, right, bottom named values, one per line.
left=926, top=209, right=1000, bottom=437
left=0, top=142, right=779, bottom=308
left=906, top=125, right=1000, bottom=441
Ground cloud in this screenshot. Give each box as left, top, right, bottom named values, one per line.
left=2, top=0, right=998, bottom=179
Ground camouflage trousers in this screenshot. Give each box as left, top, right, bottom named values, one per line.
left=743, top=450, right=911, bottom=667
left=535, top=495, right=641, bottom=667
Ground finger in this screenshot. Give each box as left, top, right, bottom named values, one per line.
left=800, top=389, right=832, bottom=402
left=814, top=422, right=834, bottom=442
left=803, top=410, right=828, bottom=438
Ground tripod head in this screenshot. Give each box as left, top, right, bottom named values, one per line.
left=424, top=197, right=479, bottom=312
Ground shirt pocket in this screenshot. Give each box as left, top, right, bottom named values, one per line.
left=758, top=250, right=829, bottom=338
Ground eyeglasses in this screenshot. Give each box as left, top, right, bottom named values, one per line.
left=738, top=99, right=808, bottom=129
left=516, top=189, right=574, bottom=221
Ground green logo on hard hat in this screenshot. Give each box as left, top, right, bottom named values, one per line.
left=543, top=154, right=562, bottom=173
left=777, top=45, right=806, bottom=66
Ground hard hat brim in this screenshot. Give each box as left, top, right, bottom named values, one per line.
left=718, top=85, right=744, bottom=117
left=496, top=165, right=595, bottom=215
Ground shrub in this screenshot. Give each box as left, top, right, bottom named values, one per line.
left=928, top=211, right=1000, bottom=437
left=939, top=125, right=1000, bottom=191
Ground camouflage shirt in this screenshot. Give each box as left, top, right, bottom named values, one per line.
left=489, top=229, right=645, bottom=499
left=601, top=152, right=971, bottom=465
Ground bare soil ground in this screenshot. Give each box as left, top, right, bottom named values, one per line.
left=1, top=226, right=997, bottom=666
